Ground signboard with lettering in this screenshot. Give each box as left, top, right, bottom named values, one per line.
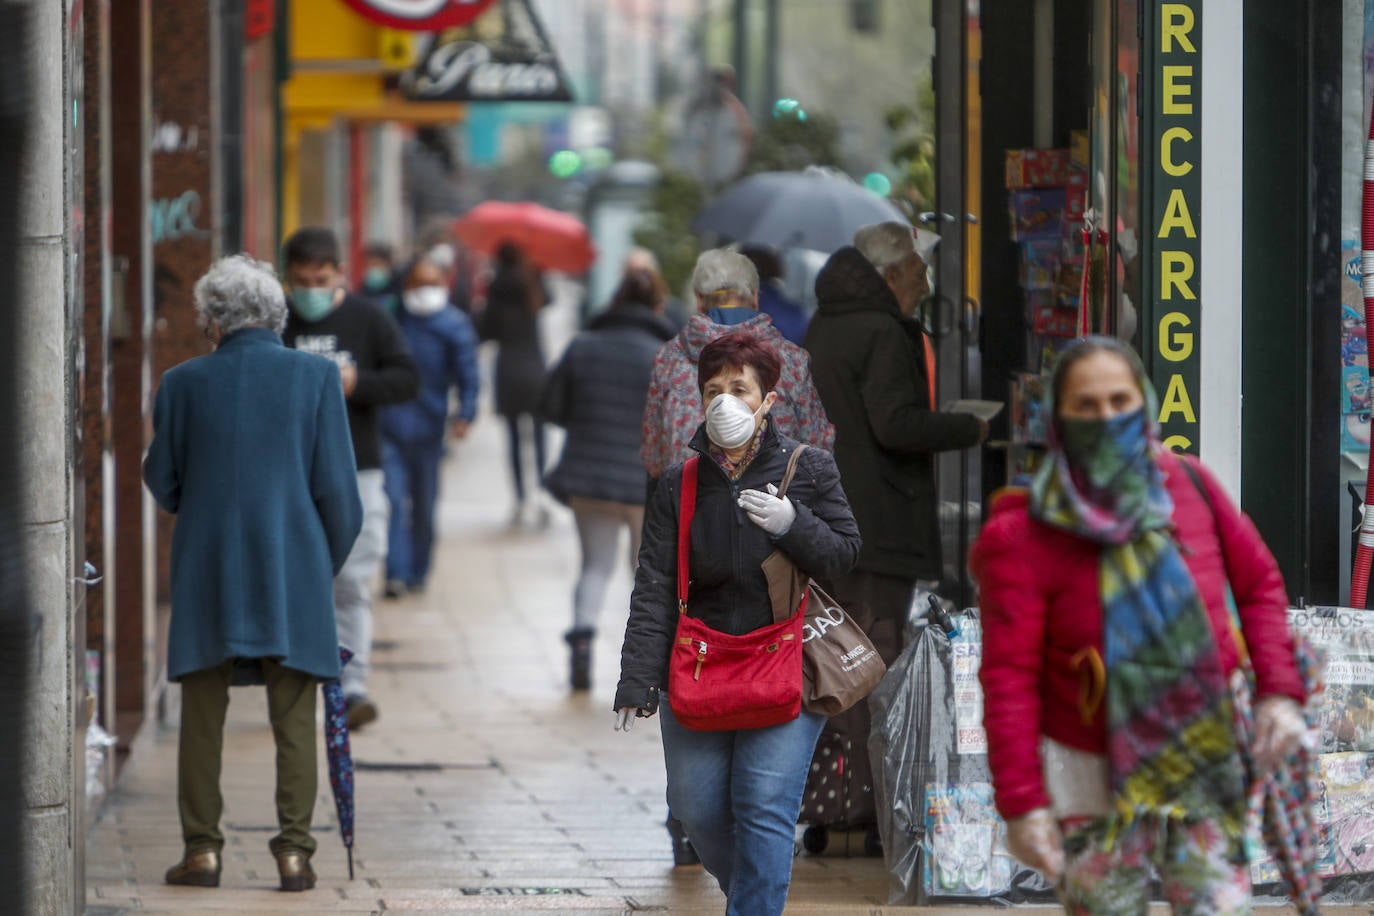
left=340, top=0, right=496, bottom=31
left=401, top=0, right=573, bottom=103
left=1149, top=1, right=1202, bottom=452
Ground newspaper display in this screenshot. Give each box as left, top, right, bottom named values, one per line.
left=951, top=621, right=987, bottom=756
left=1244, top=607, right=1374, bottom=897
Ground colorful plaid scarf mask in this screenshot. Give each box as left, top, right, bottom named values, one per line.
left=1030, top=363, right=1247, bottom=838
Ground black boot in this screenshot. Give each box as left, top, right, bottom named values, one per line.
left=667, top=815, right=700, bottom=867
left=565, top=629, right=594, bottom=691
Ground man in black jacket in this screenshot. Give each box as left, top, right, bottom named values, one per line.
left=282, top=227, right=420, bottom=730
left=802, top=222, right=986, bottom=852
left=805, top=222, right=987, bottom=661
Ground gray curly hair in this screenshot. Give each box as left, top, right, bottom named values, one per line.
left=853, top=222, right=918, bottom=272
left=194, top=254, right=288, bottom=335
left=691, top=248, right=758, bottom=311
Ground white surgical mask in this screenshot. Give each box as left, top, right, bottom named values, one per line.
left=402, top=285, right=449, bottom=317
left=705, top=393, right=766, bottom=450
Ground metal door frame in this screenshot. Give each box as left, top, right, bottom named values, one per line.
left=932, top=0, right=979, bottom=609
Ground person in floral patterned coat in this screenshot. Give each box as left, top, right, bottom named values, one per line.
left=640, top=249, right=833, bottom=498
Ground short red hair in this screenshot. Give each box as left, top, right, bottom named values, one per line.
left=697, top=333, right=782, bottom=394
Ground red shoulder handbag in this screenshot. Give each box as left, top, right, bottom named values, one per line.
left=667, top=457, right=804, bottom=731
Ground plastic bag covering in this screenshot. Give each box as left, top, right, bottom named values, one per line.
left=868, top=606, right=1054, bottom=905
left=1250, top=606, right=1374, bottom=905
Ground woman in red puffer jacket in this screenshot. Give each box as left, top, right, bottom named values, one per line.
left=970, top=336, right=1306, bottom=914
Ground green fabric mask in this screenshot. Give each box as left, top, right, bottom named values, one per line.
left=290, top=287, right=336, bottom=323
left=362, top=267, right=390, bottom=292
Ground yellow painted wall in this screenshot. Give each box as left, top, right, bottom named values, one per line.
left=279, top=0, right=458, bottom=238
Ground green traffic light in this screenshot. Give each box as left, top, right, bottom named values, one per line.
left=548, top=149, right=583, bottom=178
left=772, top=98, right=805, bottom=120
left=863, top=172, right=892, bottom=196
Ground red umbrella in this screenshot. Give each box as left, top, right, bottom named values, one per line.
left=452, top=201, right=596, bottom=273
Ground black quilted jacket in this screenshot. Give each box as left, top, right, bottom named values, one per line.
left=804, top=246, right=982, bottom=580
left=539, top=303, right=676, bottom=506
left=614, top=423, right=861, bottom=713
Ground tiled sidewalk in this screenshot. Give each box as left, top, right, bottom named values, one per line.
left=83, top=394, right=919, bottom=915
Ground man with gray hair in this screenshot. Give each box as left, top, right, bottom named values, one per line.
left=802, top=223, right=987, bottom=849
left=146, top=255, right=362, bottom=891
left=807, top=221, right=987, bottom=646
left=640, top=248, right=833, bottom=494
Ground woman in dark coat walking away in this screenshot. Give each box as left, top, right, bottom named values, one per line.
left=480, top=241, right=550, bottom=527
left=144, top=255, right=362, bottom=893
left=540, top=270, right=676, bottom=690
left=614, top=333, right=861, bottom=916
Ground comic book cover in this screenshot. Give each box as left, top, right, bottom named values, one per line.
left=1343, top=413, right=1372, bottom=456
left=1009, top=372, right=1047, bottom=445
left=922, top=782, right=1018, bottom=898
left=1315, top=752, right=1373, bottom=877
left=1343, top=365, right=1370, bottom=416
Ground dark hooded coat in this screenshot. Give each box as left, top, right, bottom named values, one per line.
left=804, top=246, right=982, bottom=580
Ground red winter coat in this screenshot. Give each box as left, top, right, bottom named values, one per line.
left=969, top=451, right=1305, bottom=821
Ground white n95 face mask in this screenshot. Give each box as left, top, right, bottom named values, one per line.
left=705, top=393, right=765, bottom=450
left=402, top=286, right=449, bottom=317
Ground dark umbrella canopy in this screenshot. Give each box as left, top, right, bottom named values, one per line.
left=692, top=167, right=910, bottom=254
left=323, top=648, right=356, bottom=878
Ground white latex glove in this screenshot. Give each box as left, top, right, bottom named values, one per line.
left=614, top=707, right=638, bottom=732
left=738, top=484, right=797, bottom=537
left=1254, top=696, right=1306, bottom=774
left=1004, top=808, right=1065, bottom=883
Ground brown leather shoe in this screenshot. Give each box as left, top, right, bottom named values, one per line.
left=275, top=849, right=316, bottom=892
left=164, top=849, right=221, bottom=887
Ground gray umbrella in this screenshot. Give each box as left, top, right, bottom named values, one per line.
left=691, top=167, right=910, bottom=254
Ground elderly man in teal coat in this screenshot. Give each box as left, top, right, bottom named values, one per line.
left=144, top=254, right=362, bottom=893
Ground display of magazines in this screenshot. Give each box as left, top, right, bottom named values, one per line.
left=1253, top=606, right=1374, bottom=902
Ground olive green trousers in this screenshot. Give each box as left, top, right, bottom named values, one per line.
left=177, top=659, right=318, bottom=856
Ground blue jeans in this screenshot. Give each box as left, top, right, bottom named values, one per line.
left=659, top=702, right=826, bottom=916
left=382, top=437, right=442, bottom=587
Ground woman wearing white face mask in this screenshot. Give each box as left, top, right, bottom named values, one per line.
left=615, top=333, right=862, bottom=916
left=379, top=258, right=482, bottom=598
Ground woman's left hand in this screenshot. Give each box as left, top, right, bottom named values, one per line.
left=1253, top=696, right=1306, bottom=773
left=738, top=484, right=797, bottom=537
